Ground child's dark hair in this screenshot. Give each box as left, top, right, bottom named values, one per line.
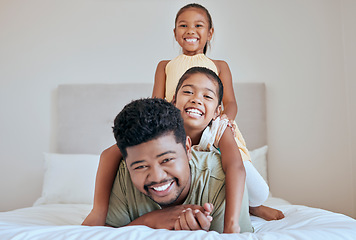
left=174, top=67, right=223, bottom=105
left=175, top=3, right=213, bottom=54
left=113, top=98, right=186, bottom=159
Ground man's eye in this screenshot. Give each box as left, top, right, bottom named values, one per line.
left=134, top=165, right=147, bottom=170
left=162, top=158, right=173, bottom=163
left=179, top=24, right=187, bottom=27
left=196, top=24, right=203, bottom=27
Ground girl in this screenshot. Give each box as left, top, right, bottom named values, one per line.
left=172, top=67, right=283, bottom=233
left=152, top=3, right=284, bottom=222
left=173, top=66, right=245, bottom=233
left=153, top=3, right=250, bottom=172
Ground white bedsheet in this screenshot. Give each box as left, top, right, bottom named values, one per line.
left=0, top=198, right=355, bottom=240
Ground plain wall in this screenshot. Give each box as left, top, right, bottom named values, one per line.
left=342, top=0, right=356, bottom=218
left=0, top=0, right=355, bottom=218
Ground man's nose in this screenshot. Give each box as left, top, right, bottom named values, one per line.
left=148, top=165, right=167, bottom=182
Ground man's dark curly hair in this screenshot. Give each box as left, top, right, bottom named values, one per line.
left=113, top=98, right=186, bottom=159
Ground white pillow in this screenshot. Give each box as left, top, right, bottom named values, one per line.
left=249, top=145, right=268, bottom=184
left=34, top=153, right=100, bottom=206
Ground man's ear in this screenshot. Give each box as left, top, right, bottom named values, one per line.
left=185, top=136, right=192, bottom=161
left=213, top=105, right=222, bottom=120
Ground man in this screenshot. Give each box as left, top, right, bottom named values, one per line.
left=105, top=98, right=253, bottom=233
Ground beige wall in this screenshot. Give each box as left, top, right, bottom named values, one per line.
left=342, top=0, right=356, bottom=218
left=0, top=0, right=354, bottom=218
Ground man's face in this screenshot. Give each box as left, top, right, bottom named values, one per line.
left=125, top=133, right=192, bottom=207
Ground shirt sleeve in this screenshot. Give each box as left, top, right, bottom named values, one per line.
left=194, top=117, right=228, bottom=152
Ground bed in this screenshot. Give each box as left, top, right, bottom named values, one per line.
left=0, top=83, right=355, bottom=240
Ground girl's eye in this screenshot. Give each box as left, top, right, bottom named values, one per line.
left=183, top=90, right=193, bottom=94
left=204, top=95, right=213, bottom=100
left=179, top=24, right=187, bottom=28
left=196, top=24, right=203, bottom=27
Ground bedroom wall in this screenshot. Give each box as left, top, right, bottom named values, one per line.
left=0, top=0, right=354, bottom=218
left=342, top=0, right=356, bottom=218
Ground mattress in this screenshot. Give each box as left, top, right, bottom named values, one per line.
left=1, top=197, right=355, bottom=240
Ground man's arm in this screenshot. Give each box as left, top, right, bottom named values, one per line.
left=106, top=204, right=208, bottom=230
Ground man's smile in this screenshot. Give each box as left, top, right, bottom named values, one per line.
left=152, top=182, right=173, bottom=192
left=145, top=179, right=176, bottom=197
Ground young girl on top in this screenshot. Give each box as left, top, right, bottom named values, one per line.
left=152, top=3, right=284, bottom=223
left=153, top=3, right=251, bottom=175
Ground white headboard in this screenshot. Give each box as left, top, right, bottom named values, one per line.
left=56, top=83, right=266, bottom=154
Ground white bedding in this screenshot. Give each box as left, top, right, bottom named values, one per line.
left=1, top=198, right=355, bottom=240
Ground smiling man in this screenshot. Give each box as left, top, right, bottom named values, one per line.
left=105, top=98, right=253, bottom=233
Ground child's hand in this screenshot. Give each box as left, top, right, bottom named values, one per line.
left=82, top=209, right=107, bottom=226
left=220, top=114, right=237, bottom=137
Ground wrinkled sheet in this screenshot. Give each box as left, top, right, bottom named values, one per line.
left=1, top=198, right=356, bottom=240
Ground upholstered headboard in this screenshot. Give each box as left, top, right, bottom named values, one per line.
left=56, top=83, right=266, bottom=154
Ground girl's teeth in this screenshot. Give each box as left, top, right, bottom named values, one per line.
left=187, top=109, right=202, bottom=116
left=186, top=38, right=197, bottom=43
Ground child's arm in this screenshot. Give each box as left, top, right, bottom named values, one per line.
left=214, top=60, right=238, bottom=120
left=218, top=126, right=246, bottom=233
left=152, top=60, right=169, bottom=99
left=82, top=144, right=122, bottom=226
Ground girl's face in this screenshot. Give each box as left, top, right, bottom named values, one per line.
left=174, top=73, right=221, bottom=133
left=174, top=8, right=213, bottom=56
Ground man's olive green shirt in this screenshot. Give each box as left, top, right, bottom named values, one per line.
left=106, top=149, right=253, bottom=233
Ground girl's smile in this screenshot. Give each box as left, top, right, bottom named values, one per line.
left=185, top=107, right=204, bottom=118
left=174, top=8, right=213, bottom=56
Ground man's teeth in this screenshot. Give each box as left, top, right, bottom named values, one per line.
left=186, top=38, right=197, bottom=43
left=186, top=109, right=202, bottom=116
left=153, top=182, right=171, bottom=192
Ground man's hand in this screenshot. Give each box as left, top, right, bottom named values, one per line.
left=174, top=208, right=213, bottom=231
left=129, top=204, right=207, bottom=230
left=174, top=203, right=214, bottom=231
